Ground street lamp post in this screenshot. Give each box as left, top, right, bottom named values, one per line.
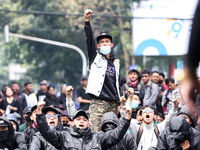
left=7, top=32, right=87, bottom=76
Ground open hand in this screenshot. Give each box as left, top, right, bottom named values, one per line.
left=180, top=140, right=190, bottom=150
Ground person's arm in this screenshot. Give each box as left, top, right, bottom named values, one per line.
left=158, top=95, right=180, bottom=132
left=77, top=97, right=91, bottom=103
left=15, top=133, right=28, bottom=150
left=84, top=9, right=97, bottom=66
left=29, top=134, right=41, bottom=150
left=65, top=86, right=77, bottom=119
left=143, top=83, right=158, bottom=106
left=126, top=134, right=137, bottom=150
left=161, top=90, right=167, bottom=107
left=100, top=105, right=132, bottom=149
left=156, top=132, right=168, bottom=150
left=36, top=101, right=61, bottom=149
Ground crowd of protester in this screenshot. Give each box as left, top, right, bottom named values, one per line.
left=1, top=7, right=200, bottom=150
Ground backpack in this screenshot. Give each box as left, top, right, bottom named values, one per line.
left=149, top=83, right=162, bottom=107
left=136, top=124, right=160, bottom=146
left=125, top=82, right=141, bottom=95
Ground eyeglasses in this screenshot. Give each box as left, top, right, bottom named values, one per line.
left=142, top=75, right=148, bottom=78
left=46, top=114, right=58, bottom=119
left=142, top=109, right=154, bottom=113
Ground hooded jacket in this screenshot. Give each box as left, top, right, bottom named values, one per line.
left=6, top=114, right=27, bottom=150
left=157, top=116, right=200, bottom=150
left=30, top=108, right=63, bottom=150
left=44, top=93, right=59, bottom=107
left=101, top=112, right=137, bottom=150
left=177, top=106, right=197, bottom=128
left=36, top=113, right=130, bottom=150
left=0, top=116, right=15, bottom=150
left=23, top=124, right=38, bottom=148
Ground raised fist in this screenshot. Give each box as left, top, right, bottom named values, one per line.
left=84, top=9, right=93, bottom=21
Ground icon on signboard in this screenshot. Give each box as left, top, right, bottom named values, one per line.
left=134, top=39, right=167, bottom=56
left=167, top=22, right=182, bottom=39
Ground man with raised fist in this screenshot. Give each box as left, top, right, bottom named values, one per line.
left=84, top=9, right=121, bottom=132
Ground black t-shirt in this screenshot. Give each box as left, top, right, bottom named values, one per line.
left=77, top=86, right=91, bottom=111
left=0, top=97, right=20, bottom=114
left=85, top=21, right=119, bottom=101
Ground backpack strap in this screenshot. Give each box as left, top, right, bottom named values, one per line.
left=136, top=125, right=144, bottom=146
left=125, top=83, right=129, bottom=91
left=153, top=125, right=160, bottom=139
left=137, top=84, right=141, bottom=93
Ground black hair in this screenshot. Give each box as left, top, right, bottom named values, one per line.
left=3, top=84, right=9, bottom=88
left=166, top=77, right=175, bottom=85
left=12, top=82, right=20, bottom=86
left=159, top=72, right=165, bottom=78
left=134, top=93, right=140, bottom=98
left=24, top=82, right=32, bottom=87
left=141, top=105, right=156, bottom=114
left=151, top=71, right=160, bottom=76
left=47, top=85, right=55, bottom=91
left=120, top=76, right=126, bottom=89
left=136, top=106, right=143, bottom=116
left=142, top=69, right=150, bottom=75
left=157, top=112, right=164, bottom=119
left=128, top=69, right=139, bottom=75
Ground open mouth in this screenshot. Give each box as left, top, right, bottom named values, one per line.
left=50, top=121, right=55, bottom=125
left=79, top=125, right=84, bottom=127
left=146, top=115, right=150, bottom=119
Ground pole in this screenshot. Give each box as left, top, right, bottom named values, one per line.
left=9, top=32, right=87, bottom=76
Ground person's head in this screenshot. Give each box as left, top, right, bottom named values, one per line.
left=178, top=107, right=196, bottom=128
left=61, top=84, right=67, bottom=94
left=80, top=76, right=88, bottom=87
left=5, top=87, right=13, bottom=97
left=11, top=82, right=20, bottom=94
left=101, top=112, right=118, bottom=132
left=96, top=33, right=114, bottom=56
left=141, top=69, right=151, bottom=83
left=30, top=105, right=37, bottom=122
left=166, top=78, right=176, bottom=90
left=6, top=114, right=19, bottom=131
left=72, top=110, right=90, bottom=129
left=61, top=109, right=72, bottom=127
left=23, top=107, right=32, bottom=122
left=159, top=72, right=165, bottom=84
left=156, top=112, right=164, bottom=123
left=132, top=93, right=141, bottom=110
left=128, top=69, right=139, bottom=82
left=151, top=71, right=160, bottom=84
left=141, top=105, right=155, bottom=125
left=0, top=117, right=9, bottom=139
left=40, top=80, right=48, bottom=92
left=58, top=104, right=66, bottom=113
left=13, top=112, right=21, bottom=125
left=47, top=85, right=55, bottom=97
left=3, top=84, right=9, bottom=92
left=136, top=106, right=143, bottom=124
left=24, top=82, right=32, bottom=93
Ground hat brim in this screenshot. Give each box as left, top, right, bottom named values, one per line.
left=73, top=110, right=89, bottom=121
left=31, top=105, right=37, bottom=114
left=97, top=35, right=112, bottom=43
left=42, top=107, right=59, bottom=115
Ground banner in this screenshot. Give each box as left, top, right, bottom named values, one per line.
left=132, top=0, right=198, bottom=56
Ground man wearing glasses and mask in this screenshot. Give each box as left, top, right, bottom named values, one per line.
left=30, top=106, right=62, bottom=150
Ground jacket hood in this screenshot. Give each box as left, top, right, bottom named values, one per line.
left=6, top=114, right=19, bottom=131
left=0, top=116, right=14, bottom=150
left=101, top=112, right=119, bottom=130
left=177, top=107, right=197, bottom=128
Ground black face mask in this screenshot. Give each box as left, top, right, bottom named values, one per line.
left=63, top=122, right=70, bottom=127
left=158, top=80, right=163, bottom=84
left=25, top=116, right=31, bottom=122
left=0, top=130, right=8, bottom=141
left=102, top=123, right=117, bottom=132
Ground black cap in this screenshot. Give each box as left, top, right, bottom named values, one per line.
left=96, top=33, right=112, bottom=43
left=23, top=107, right=32, bottom=114
left=81, top=75, right=88, bottom=81
left=42, top=107, right=59, bottom=115
left=73, top=110, right=89, bottom=121
left=62, top=110, right=72, bottom=121
left=31, top=105, right=37, bottom=114
left=58, top=104, right=66, bottom=110
left=0, top=119, right=9, bottom=127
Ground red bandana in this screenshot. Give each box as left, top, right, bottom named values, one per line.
left=130, top=80, right=138, bottom=87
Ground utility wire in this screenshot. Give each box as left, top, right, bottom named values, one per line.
left=0, top=9, right=193, bottom=20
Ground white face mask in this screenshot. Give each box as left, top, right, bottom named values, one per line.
left=100, top=46, right=111, bottom=55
